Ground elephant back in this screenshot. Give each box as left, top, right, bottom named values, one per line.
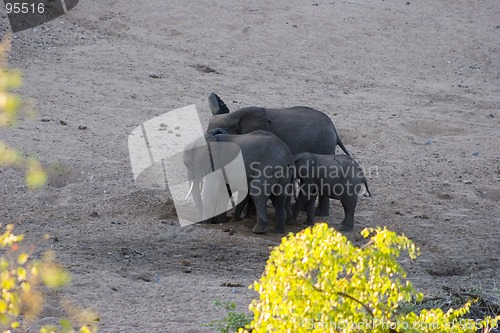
left=265, top=107, right=338, bottom=155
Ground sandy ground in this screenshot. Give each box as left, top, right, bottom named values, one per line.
left=1, top=0, right=499, bottom=332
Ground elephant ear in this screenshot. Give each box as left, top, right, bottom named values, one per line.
left=237, top=107, right=271, bottom=134
left=208, top=93, right=230, bottom=115
left=294, top=152, right=314, bottom=178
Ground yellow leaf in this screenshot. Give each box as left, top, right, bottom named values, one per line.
left=16, top=267, right=27, bottom=281
left=40, top=263, right=71, bottom=289
left=79, top=326, right=92, bottom=333
left=17, top=253, right=29, bottom=265
left=25, top=167, right=47, bottom=189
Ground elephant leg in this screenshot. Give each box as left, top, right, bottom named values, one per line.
left=292, top=190, right=308, bottom=223
left=251, top=194, right=269, bottom=234
left=285, top=191, right=294, bottom=225
left=244, top=198, right=256, bottom=218
left=233, top=194, right=249, bottom=221
left=212, top=212, right=227, bottom=224
left=315, top=195, right=330, bottom=216
left=339, top=195, right=358, bottom=231
left=270, top=194, right=286, bottom=233
left=305, top=194, right=317, bottom=226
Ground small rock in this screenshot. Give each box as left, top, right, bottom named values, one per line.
left=437, top=193, right=453, bottom=200
left=181, top=260, right=191, bottom=266
left=395, top=211, right=403, bottom=216
left=176, top=133, right=181, bottom=137
left=463, top=180, right=472, bottom=184
left=53, top=236, right=59, bottom=242
left=59, top=120, right=67, bottom=125
left=489, top=114, right=494, bottom=118
left=221, top=282, right=244, bottom=287
left=138, top=275, right=152, bottom=282
left=89, top=211, right=99, bottom=218
left=191, top=64, right=220, bottom=74
left=228, top=230, right=235, bottom=235
left=174, top=126, right=180, bottom=129
left=148, top=72, right=160, bottom=78
left=78, top=125, right=87, bottom=130
left=182, top=268, right=192, bottom=273
left=426, top=139, right=434, bottom=145
left=41, top=117, right=51, bottom=122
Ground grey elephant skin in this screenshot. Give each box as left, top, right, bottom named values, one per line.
left=293, top=152, right=371, bottom=231
left=207, top=93, right=350, bottom=216
left=183, top=129, right=294, bottom=234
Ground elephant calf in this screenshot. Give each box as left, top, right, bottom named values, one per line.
left=293, top=152, right=371, bottom=231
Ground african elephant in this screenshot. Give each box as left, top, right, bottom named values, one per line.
left=292, top=152, right=371, bottom=231
left=183, top=129, right=294, bottom=234
left=207, top=93, right=350, bottom=217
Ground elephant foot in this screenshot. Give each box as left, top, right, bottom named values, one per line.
left=252, top=222, right=269, bottom=234
left=232, top=215, right=242, bottom=222
left=339, top=223, right=354, bottom=232
left=271, top=225, right=286, bottom=234
left=314, top=206, right=330, bottom=216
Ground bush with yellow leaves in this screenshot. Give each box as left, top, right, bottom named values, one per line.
left=0, top=224, right=98, bottom=333
left=239, top=223, right=499, bottom=333
left=0, top=36, right=46, bottom=189
left=1, top=37, right=98, bottom=333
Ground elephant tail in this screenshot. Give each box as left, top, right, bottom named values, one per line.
left=362, top=178, right=372, bottom=197
left=337, top=136, right=351, bottom=156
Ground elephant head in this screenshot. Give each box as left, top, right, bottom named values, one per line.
left=293, top=152, right=318, bottom=200
left=207, top=93, right=271, bottom=134
left=183, top=129, right=246, bottom=222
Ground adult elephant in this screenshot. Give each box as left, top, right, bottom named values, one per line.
left=183, top=129, right=294, bottom=234
left=207, top=93, right=350, bottom=216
